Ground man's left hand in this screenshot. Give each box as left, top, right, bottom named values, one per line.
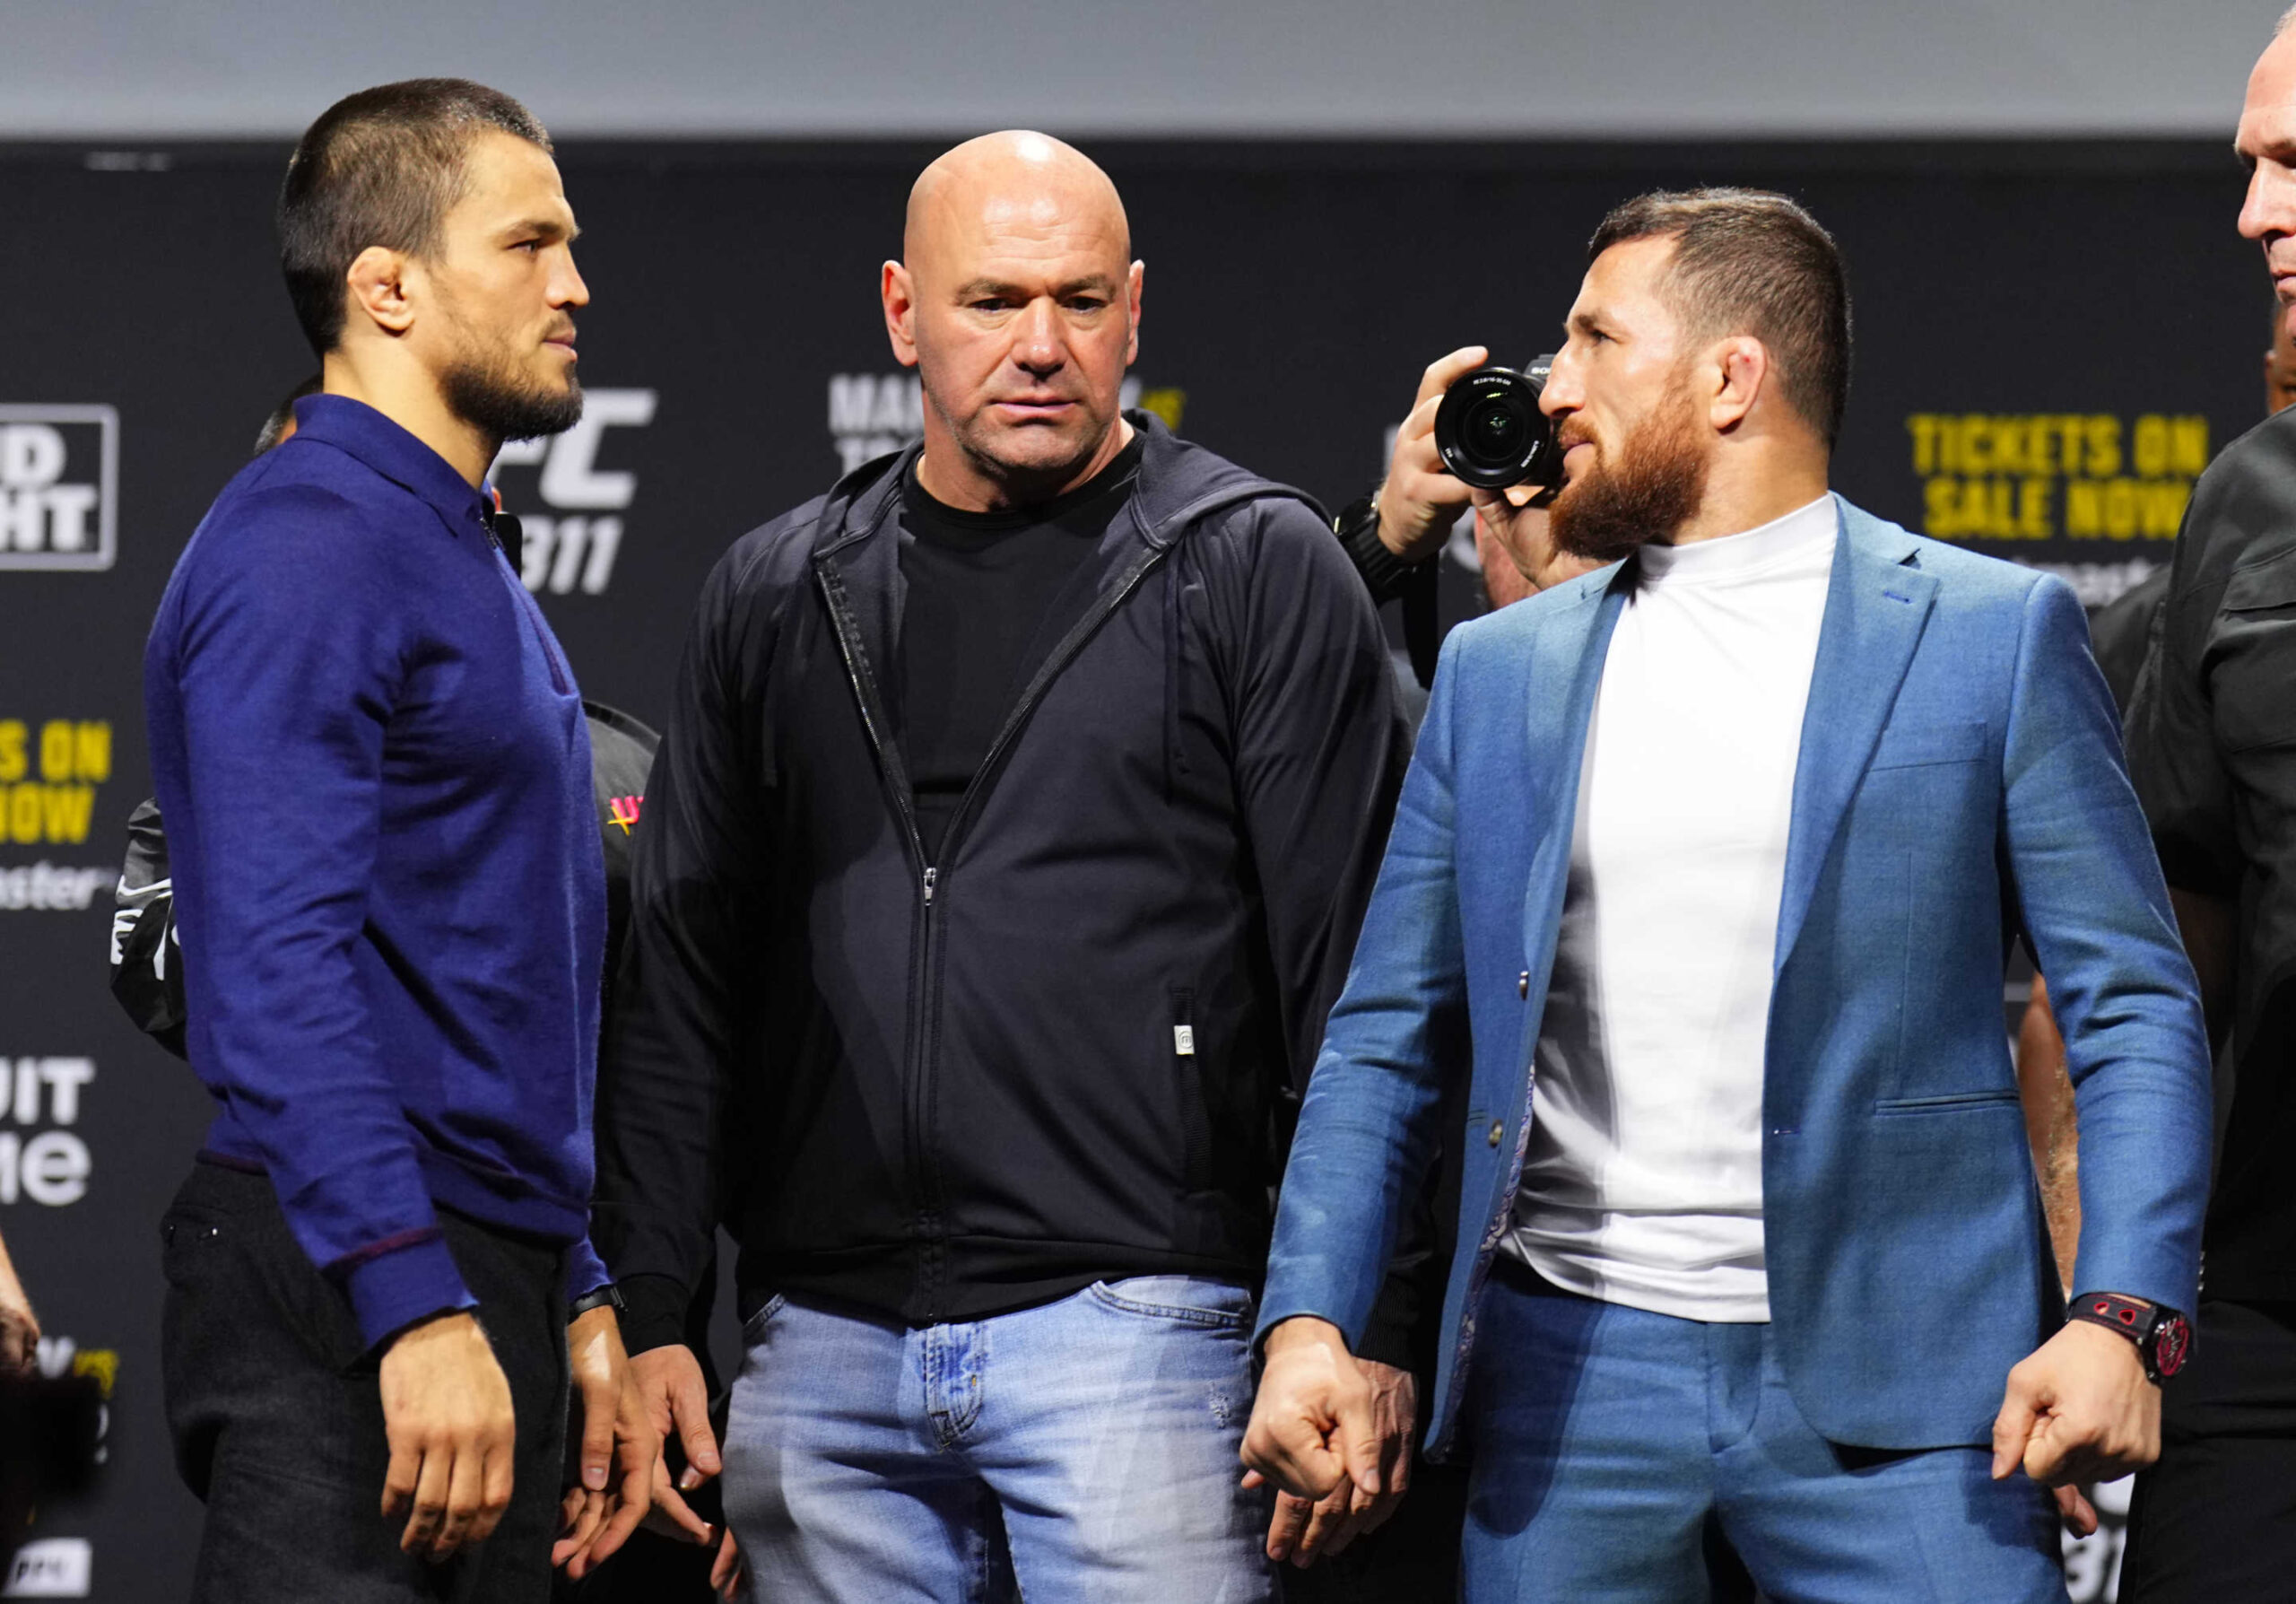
left=553, top=1304, right=660, bottom=1577
left=1991, top=1318, right=2161, bottom=1491
left=1258, top=1359, right=1417, bottom=1568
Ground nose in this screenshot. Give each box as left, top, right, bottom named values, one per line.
left=1541, top=348, right=1583, bottom=418
left=552, top=248, right=592, bottom=309
left=1013, top=298, right=1065, bottom=377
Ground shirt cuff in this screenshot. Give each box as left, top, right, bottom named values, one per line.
left=617, top=1272, right=697, bottom=1356
left=337, top=1229, right=476, bottom=1352
left=566, top=1235, right=613, bottom=1311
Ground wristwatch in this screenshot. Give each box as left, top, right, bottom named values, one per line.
left=1332, top=486, right=1421, bottom=604
left=2068, top=1291, right=2192, bottom=1382
left=1332, top=484, right=1442, bottom=687
left=568, top=1282, right=626, bottom=1322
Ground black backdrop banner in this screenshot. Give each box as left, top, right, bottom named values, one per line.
left=0, top=135, right=2259, bottom=1601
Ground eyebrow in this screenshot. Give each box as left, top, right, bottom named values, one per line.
left=953, top=275, right=1119, bottom=300
left=1567, top=309, right=1609, bottom=338
left=506, top=217, right=579, bottom=244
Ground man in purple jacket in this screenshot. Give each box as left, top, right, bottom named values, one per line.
left=144, top=79, right=655, bottom=1601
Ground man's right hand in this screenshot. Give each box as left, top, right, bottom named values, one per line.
left=629, top=1342, right=723, bottom=1545
left=1379, top=346, right=1592, bottom=594
left=378, top=1311, right=517, bottom=1562
left=1239, top=1317, right=1385, bottom=1507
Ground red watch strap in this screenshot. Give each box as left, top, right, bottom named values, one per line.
left=2069, top=1291, right=2192, bottom=1380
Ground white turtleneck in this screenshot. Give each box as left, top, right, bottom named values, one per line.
left=1504, top=493, right=1839, bottom=1323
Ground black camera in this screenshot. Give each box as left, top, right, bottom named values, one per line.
left=1433, top=355, right=1563, bottom=494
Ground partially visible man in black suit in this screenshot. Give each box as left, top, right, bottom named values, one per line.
left=2118, top=15, right=2296, bottom=1598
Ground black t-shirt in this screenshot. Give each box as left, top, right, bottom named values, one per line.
left=897, top=438, right=1144, bottom=860
left=2126, top=404, right=2296, bottom=1303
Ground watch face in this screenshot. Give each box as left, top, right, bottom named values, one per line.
left=2154, top=1314, right=2193, bottom=1378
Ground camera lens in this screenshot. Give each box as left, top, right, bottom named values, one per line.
left=1433, top=362, right=1561, bottom=492
left=1471, top=399, right=1526, bottom=458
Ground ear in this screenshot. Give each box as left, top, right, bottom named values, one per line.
left=344, top=246, right=416, bottom=337
left=1125, top=259, right=1144, bottom=368
left=1709, top=335, right=1769, bottom=433
left=883, top=260, right=919, bottom=369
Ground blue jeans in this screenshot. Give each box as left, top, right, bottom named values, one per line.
left=721, top=1277, right=1274, bottom=1603
left=1464, top=1260, right=2066, bottom=1603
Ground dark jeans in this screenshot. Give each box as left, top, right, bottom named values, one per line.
left=161, top=1159, right=570, bottom=1604
left=2122, top=1297, right=2296, bottom=1601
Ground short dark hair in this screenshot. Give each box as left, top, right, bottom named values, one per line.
left=1587, top=187, right=1851, bottom=448
left=252, top=373, right=325, bottom=457
left=277, top=79, right=550, bottom=357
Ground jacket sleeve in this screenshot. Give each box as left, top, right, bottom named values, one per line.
left=2123, top=513, right=2239, bottom=898
left=168, top=492, right=474, bottom=1350
left=2003, top=575, right=2212, bottom=1313
left=591, top=544, right=774, bottom=1353
left=1256, top=624, right=1468, bottom=1356
left=1225, top=500, right=1443, bottom=1366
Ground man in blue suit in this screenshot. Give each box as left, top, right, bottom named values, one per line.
left=1239, top=187, right=2213, bottom=1601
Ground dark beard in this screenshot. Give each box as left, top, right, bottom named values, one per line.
left=1547, top=395, right=1709, bottom=563
left=441, top=346, right=583, bottom=444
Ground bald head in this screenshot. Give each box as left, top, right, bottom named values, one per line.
left=883, top=131, right=1144, bottom=510
left=904, top=130, right=1129, bottom=269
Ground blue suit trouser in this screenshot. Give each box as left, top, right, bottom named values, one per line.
left=1461, top=1257, right=2066, bottom=1603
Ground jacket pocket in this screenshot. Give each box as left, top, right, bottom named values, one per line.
left=1170, top=987, right=1216, bottom=1190
left=2211, top=553, right=2296, bottom=752
left=1873, top=1088, right=2021, bottom=1116
left=2222, top=543, right=2296, bottom=615
left=1868, top=719, right=1988, bottom=771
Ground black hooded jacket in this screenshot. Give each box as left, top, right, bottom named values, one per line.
left=595, top=414, right=1421, bottom=1361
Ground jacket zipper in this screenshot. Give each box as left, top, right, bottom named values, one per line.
left=812, top=556, right=946, bottom=1307
left=814, top=525, right=1173, bottom=1322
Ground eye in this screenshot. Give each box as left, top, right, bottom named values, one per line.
left=512, top=240, right=543, bottom=255
left=1066, top=297, right=1106, bottom=313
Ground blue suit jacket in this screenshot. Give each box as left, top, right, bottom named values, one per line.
left=1258, top=497, right=2212, bottom=1456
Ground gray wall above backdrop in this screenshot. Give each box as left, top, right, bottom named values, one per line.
left=0, top=133, right=2260, bottom=1602
left=0, top=0, right=2275, bottom=138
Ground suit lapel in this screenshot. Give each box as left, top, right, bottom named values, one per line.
left=1772, top=497, right=1938, bottom=969
left=1518, top=567, right=1630, bottom=961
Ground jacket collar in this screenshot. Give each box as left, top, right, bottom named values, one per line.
left=290, top=395, right=493, bottom=538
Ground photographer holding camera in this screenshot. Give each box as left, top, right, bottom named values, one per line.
left=1334, top=346, right=1597, bottom=630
